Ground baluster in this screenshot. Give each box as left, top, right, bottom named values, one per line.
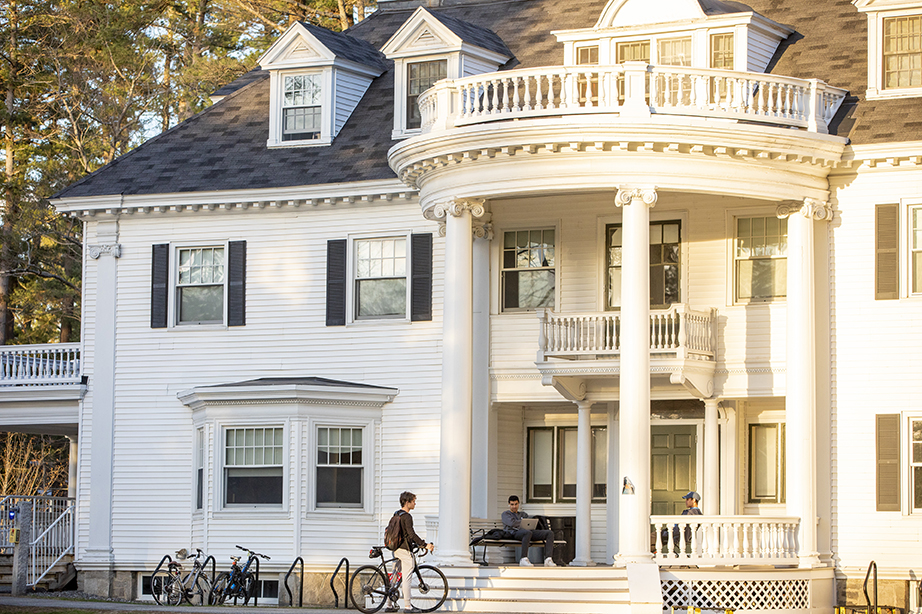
left=512, top=76, right=521, bottom=112
left=523, top=75, right=532, bottom=111
left=489, top=79, right=499, bottom=114
left=535, top=75, right=545, bottom=111
left=548, top=74, right=558, bottom=110
left=502, top=77, right=511, bottom=113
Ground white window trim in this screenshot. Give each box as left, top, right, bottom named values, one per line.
left=194, top=426, right=206, bottom=515
left=170, top=241, right=229, bottom=329
left=346, top=231, right=413, bottom=325
left=216, top=421, right=289, bottom=513
left=742, top=409, right=786, bottom=513
left=524, top=414, right=610, bottom=505
left=306, top=417, right=377, bottom=516
left=904, top=198, right=922, bottom=297
left=901, top=411, right=922, bottom=515
left=860, top=5, right=922, bottom=100
left=391, top=53, right=459, bottom=140
left=267, top=68, right=334, bottom=147
left=725, top=207, right=789, bottom=306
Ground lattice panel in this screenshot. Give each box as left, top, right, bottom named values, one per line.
left=662, top=578, right=809, bottom=611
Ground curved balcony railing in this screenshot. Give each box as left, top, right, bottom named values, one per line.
left=419, top=61, right=847, bottom=135
left=536, top=304, right=717, bottom=361
left=0, top=343, right=81, bottom=386
left=651, top=515, right=800, bottom=567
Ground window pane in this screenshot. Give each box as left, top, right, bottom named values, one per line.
left=750, top=425, right=779, bottom=502
left=883, top=16, right=922, bottom=89
left=710, top=33, right=734, bottom=69
left=558, top=429, right=578, bottom=499
left=356, top=278, right=407, bottom=317
left=317, top=467, right=363, bottom=507
left=593, top=428, right=607, bottom=499
left=503, top=270, right=555, bottom=310
left=179, top=286, right=224, bottom=323
left=659, top=37, right=692, bottom=66
left=225, top=467, right=283, bottom=505
left=530, top=429, right=553, bottom=500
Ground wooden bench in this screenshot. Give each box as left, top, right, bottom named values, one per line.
left=468, top=518, right=567, bottom=566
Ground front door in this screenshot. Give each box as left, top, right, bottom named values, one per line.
left=651, top=424, right=697, bottom=515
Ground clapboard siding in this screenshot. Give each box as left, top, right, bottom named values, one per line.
left=462, top=56, right=502, bottom=78
left=333, top=71, right=375, bottom=136
left=81, top=201, right=446, bottom=567
left=745, top=32, right=779, bottom=73
left=827, top=164, right=922, bottom=574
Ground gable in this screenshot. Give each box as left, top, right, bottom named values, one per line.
left=596, top=0, right=709, bottom=29
left=381, top=7, right=464, bottom=57
left=259, top=24, right=336, bottom=69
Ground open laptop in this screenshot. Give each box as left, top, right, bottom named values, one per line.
left=519, top=517, right=539, bottom=531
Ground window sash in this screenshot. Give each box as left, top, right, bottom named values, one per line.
left=316, top=427, right=365, bottom=508
left=528, top=426, right=607, bottom=503
left=223, top=427, right=284, bottom=506
left=607, top=221, right=680, bottom=309
left=748, top=423, right=785, bottom=504
left=177, top=247, right=225, bottom=324
left=658, top=37, right=692, bottom=66
left=617, top=41, right=650, bottom=63
left=710, top=33, right=734, bottom=69
left=196, top=428, right=204, bottom=510
left=734, top=216, right=788, bottom=302
left=911, top=419, right=922, bottom=509
left=883, top=15, right=922, bottom=89
left=407, top=60, right=447, bottom=129
left=502, top=229, right=556, bottom=311
left=912, top=206, right=922, bottom=294
left=354, top=237, right=408, bottom=319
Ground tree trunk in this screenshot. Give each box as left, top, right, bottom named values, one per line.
left=337, top=0, right=353, bottom=30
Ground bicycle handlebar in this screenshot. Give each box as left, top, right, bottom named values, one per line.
left=235, top=544, right=271, bottom=559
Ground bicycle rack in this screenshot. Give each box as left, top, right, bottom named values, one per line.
left=151, top=554, right=173, bottom=581
left=252, top=557, right=260, bottom=607
left=201, top=555, right=217, bottom=604
left=330, top=557, right=350, bottom=609
left=864, top=561, right=878, bottom=614
left=284, top=557, right=304, bottom=608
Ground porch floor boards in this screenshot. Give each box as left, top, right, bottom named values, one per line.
left=438, top=565, right=630, bottom=613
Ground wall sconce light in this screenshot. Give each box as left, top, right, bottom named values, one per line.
left=622, top=477, right=635, bottom=495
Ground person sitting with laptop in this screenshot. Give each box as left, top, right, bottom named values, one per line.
left=501, top=495, right=556, bottom=567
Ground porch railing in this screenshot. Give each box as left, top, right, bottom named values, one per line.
left=0, top=496, right=75, bottom=586
left=0, top=343, right=81, bottom=386
left=419, top=62, right=847, bottom=134
left=537, top=304, right=717, bottom=361
left=651, top=515, right=800, bottom=566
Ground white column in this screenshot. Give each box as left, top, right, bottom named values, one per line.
left=67, top=436, right=78, bottom=500
left=781, top=199, right=830, bottom=568
left=470, top=223, right=494, bottom=520
left=720, top=404, right=738, bottom=516
left=572, top=400, right=594, bottom=566
left=607, top=402, right=619, bottom=562
left=85, top=223, right=120, bottom=573
left=435, top=199, right=483, bottom=566
left=703, top=398, right=719, bottom=514
left=615, top=187, right=656, bottom=564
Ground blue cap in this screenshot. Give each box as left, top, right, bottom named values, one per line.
left=682, top=491, right=700, bottom=502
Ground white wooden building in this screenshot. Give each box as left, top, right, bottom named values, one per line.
left=1, top=0, right=921, bottom=611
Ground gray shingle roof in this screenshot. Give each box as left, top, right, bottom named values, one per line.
left=428, top=11, right=513, bottom=59
left=55, top=0, right=921, bottom=200
left=299, top=22, right=389, bottom=70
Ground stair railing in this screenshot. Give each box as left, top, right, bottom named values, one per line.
left=864, top=560, right=877, bottom=614
left=28, top=501, right=75, bottom=587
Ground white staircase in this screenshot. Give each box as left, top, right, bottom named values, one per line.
left=439, top=566, right=631, bottom=613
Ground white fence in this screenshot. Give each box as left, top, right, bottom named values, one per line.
left=0, top=343, right=81, bottom=386
left=419, top=62, right=846, bottom=134
left=651, top=515, right=800, bottom=567
left=537, top=304, right=717, bottom=361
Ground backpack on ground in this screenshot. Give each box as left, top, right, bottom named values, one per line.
left=384, top=510, right=407, bottom=551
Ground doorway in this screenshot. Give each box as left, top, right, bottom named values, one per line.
left=651, top=424, right=697, bottom=515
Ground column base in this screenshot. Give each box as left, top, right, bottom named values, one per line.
left=626, top=561, right=663, bottom=614
left=798, top=552, right=823, bottom=568
left=434, top=549, right=475, bottom=567
left=613, top=552, right=654, bottom=567
left=569, top=558, right=596, bottom=567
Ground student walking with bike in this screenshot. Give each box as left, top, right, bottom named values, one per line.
left=388, top=491, right=433, bottom=613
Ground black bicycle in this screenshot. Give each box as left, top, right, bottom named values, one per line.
left=350, top=545, right=448, bottom=613
left=210, top=545, right=270, bottom=605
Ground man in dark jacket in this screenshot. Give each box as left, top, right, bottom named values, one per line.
left=501, top=495, right=556, bottom=567
left=388, top=491, right=434, bottom=613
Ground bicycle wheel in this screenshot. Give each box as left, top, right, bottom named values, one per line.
left=239, top=572, right=256, bottom=605
left=410, top=565, right=448, bottom=613
left=350, top=565, right=388, bottom=613
left=184, top=572, right=212, bottom=605
left=210, top=571, right=231, bottom=605
left=150, top=569, right=173, bottom=606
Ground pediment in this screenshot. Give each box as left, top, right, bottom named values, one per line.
left=596, top=0, right=714, bottom=29
left=381, top=7, right=463, bottom=58
left=853, top=0, right=922, bottom=11
left=259, top=23, right=336, bottom=69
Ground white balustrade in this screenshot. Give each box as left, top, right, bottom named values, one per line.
left=0, top=343, right=81, bottom=386
left=536, top=304, right=716, bottom=361
left=651, top=515, right=800, bottom=566
left=418, top=64, right=846, bottom=134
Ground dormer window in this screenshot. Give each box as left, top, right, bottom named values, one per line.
left=282, top=74, right=322, bottom=141
left=710, top=33, right=734, bottom=69
left=854, top=0, right=922, bottom=99
left=407, top=60, right=447, bottom=129
left=658, top=37, right=692, bottom=66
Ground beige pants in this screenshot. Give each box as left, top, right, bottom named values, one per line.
left=394, top=547, right=414, bottom=608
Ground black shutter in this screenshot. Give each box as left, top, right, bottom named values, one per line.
left=151, top=244, right=169, bottom=329
left=228, top=240, right=246, bottom=327
left=410, top=233, right=433, bottom=322
left=876, top=414, right=901, bottom=511
left=875, top=204, right=899, bottom=300
left=326, top=239, right=347, bottom=326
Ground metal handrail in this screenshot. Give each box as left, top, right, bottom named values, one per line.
left=285, top=556, right=304, bottom=607
left=864, top=561, right=877, bottom=614
left=330, top=557, right=349, bottom=609
left=28, top=503, right=75, bottom=586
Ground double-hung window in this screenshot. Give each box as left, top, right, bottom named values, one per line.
left=528, top=426, right=607, bottom=503
left=912, top=205, right=922, bottom=293
left=502, top=229, right=556, bottom=311
left=224, top=427, right=284, bottom=506
left=883, top=15, right=922, bottom=90
left=282, top=74, right=322, bottom=141
left=710, top=33, right=735, bottom=69
left=734, top=215, right=787, bottom=303
left=354, top=237, right=407, bottom=319
left=316, top=427, right=364, bottom=508
left=748, top=423, right=785, bottom=504
left=407, top=60, right=447, bottom=130
left=177, top=247, right=225, bottom=324
left=606, top=221, right=680, bottom=309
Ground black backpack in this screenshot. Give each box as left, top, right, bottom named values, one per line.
left=384, top=510, right=407, bottom=551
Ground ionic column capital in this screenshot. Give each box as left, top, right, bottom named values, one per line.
left=438, top=220, right=493, bottom=239
left=615, top=187, right=658, bottom=208
left=88, top=244, right=122, bottom=259
left=776, top=198, right=833, bottom=222
left=430, top=198, right=486, bottom=220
